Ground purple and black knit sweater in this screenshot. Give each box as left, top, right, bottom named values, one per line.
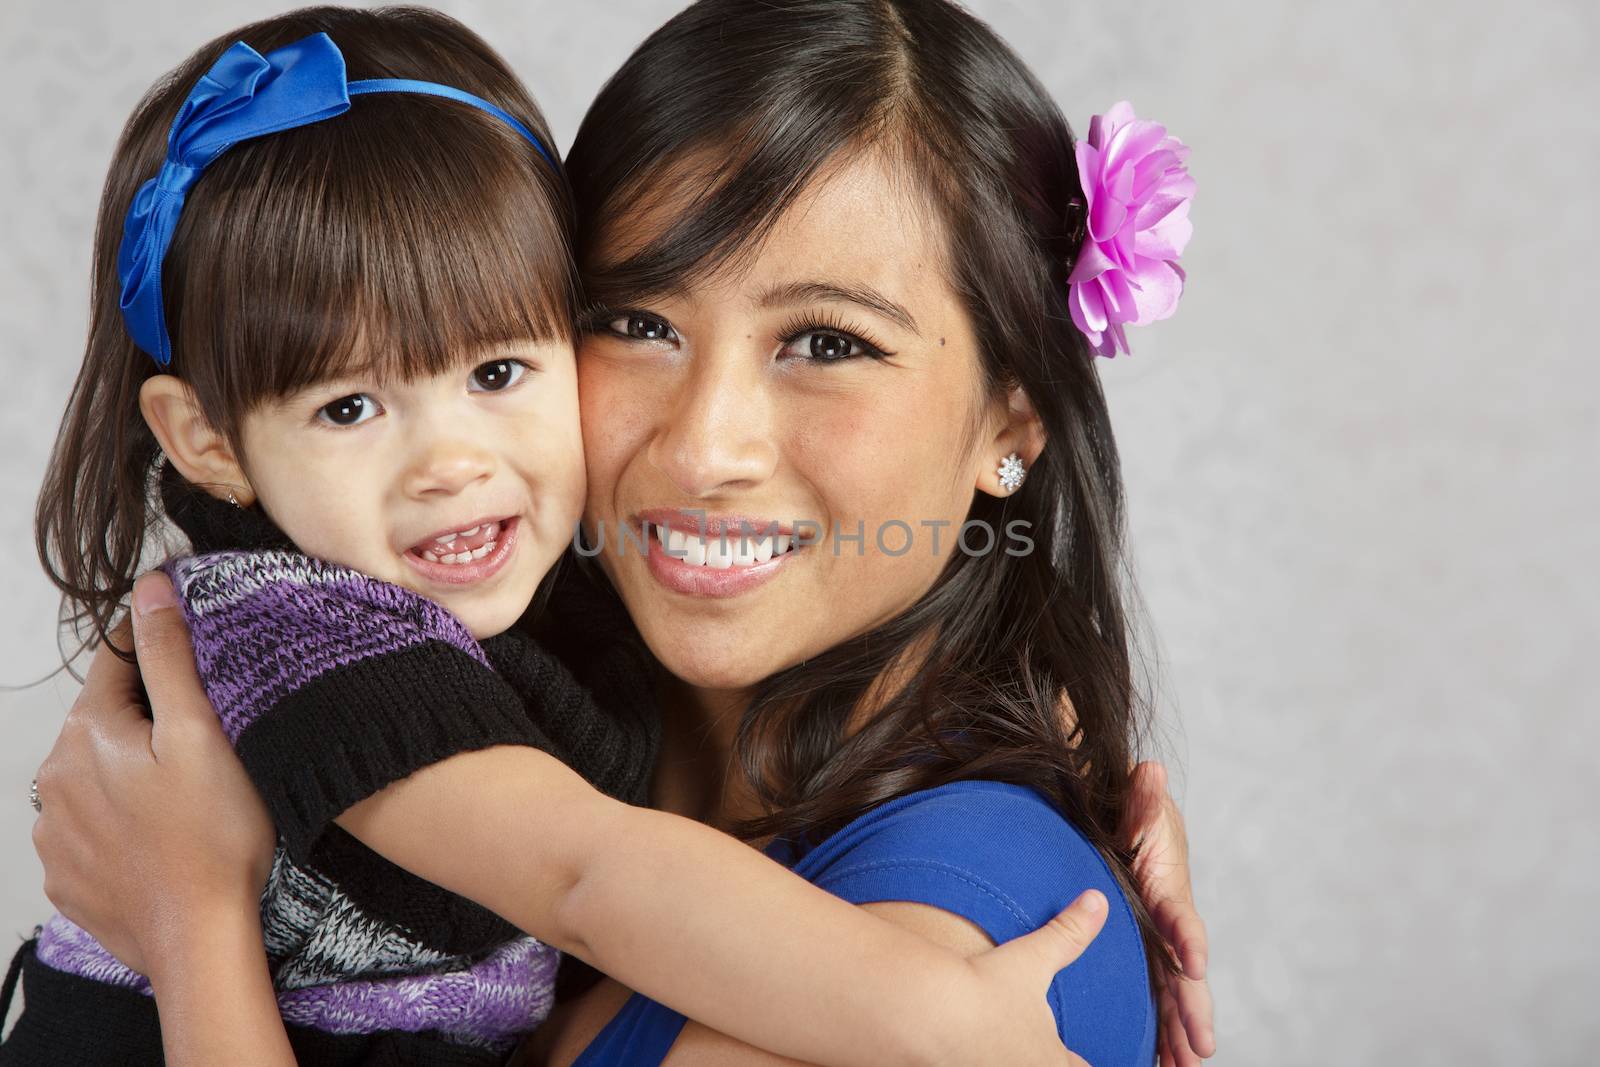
left=0, top=470, right=658, bottom=1066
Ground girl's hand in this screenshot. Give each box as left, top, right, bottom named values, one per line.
left=1121, top=761, right=1215, bottom=1067
left=963, top=889, right=1109, bottom=1066
left=31, top=572, right=276, bottom=984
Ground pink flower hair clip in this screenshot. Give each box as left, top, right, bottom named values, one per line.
left=1068, top=101, right=1195, bottom=358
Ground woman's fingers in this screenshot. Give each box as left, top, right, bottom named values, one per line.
left=1120, top=760, right=1169, bottom=848
left=1169, top=906, right=1208, bottom=982
left=66, top=617, right=143, bottom=733
left=1121, top=760, right=1215, bottom=1060
left=1159, top=984, right=1202, bottom=1067
left=128, top=573, right=207, bottom=734
left=1169, top=968, right=1215, bottom=1059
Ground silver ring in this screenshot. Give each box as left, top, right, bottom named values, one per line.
left=28, top=778, right=41, bottom=813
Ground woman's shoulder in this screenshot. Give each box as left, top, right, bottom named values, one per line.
left=791, top=779, right=1112, bottom=907
left=792, top=779, right=1158, bottom=1067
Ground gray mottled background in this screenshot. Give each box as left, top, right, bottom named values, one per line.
left=2, top=1, right=1595, bottom=1063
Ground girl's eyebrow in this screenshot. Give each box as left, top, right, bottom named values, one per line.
left=757, top=279, right=920, bottom=335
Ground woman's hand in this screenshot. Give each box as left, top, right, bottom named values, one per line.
left=30, top=572, right=276, bottom=982
left=1121, top=761, right=1215, bottom=1067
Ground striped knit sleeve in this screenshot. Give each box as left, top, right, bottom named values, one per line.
left=162, top=550, right=555, bottom=863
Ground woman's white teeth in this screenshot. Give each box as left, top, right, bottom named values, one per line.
left=657, top=526, right=795, bottom=568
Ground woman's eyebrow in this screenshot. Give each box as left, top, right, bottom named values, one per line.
left=757, top=280, right=921, bottom=335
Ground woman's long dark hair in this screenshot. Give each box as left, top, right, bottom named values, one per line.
left=35, top=6, right=575, bottom=660
left=567, top=0, right=1174, bottom=978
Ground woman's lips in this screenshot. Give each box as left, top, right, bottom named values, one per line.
left=643, top=522, right=800, bottom=598
left=402, top=516, right=519, bottom=587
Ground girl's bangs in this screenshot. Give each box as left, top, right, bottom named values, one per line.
left=168, top=91, right=574, bottom=417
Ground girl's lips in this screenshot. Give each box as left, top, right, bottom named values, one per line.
left=402, top=516, right=519, bottom=587
left=643, top=524, right=799, bottom=599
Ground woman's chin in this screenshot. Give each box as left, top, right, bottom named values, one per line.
left=645, top=629, right=802, bottom=694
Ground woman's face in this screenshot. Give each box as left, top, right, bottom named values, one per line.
left=579, top=150, right=1015, bottom=693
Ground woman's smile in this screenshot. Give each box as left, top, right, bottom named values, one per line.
left=642, top=519, right=804, bottom=598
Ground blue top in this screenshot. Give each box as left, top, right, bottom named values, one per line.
left=573, top=780, right=1157, bottom=1066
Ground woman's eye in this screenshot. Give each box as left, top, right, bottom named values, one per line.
left=780, top=330, right=883, bottom=363
left=317, top=393, right=379, bottom=427
left=469, top=359, right=528, bottom=392
left=608, top=312, right=676, bottom=342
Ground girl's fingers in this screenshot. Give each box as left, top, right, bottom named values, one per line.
left=995, top=889, right=1110, bottom=982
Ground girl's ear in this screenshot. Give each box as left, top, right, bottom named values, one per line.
left=139, top=376, right=255, bottom=506
left=976, top=385, right=1046, bottom=498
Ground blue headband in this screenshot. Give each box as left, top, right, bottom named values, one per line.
left=118, top=32, right=559, bottom=367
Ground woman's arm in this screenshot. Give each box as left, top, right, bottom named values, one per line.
left=145, top=911, right=296, bottom=1067
left=30, top=584, right=295, bottom=1067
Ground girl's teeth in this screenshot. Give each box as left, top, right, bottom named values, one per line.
left=418, top=521, right=505, bottom=564
left=418, top=539, right=499, bottom=566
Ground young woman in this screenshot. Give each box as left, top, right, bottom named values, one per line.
left=4, top=8, right=1135, bottom=1065
left=24, top=2, right=1214, bottom=1065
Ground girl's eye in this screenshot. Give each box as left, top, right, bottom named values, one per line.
left=607, top=312, right=676, bottom=342
left=779, top=329, right=888, bottom=363
left=317, top=393, right=380, bottom=427
left=469, top=359, right=528, bottom=392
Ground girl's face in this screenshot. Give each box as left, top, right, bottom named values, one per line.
left=579, top=150, right=1017, bottom=693
left=236, top=341, right=585, bottom=638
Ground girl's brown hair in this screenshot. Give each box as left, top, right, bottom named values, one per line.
left=36, top=5, right=575, bottom=659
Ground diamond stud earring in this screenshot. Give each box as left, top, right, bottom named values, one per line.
left=227, top=489, right=241, bottom=508
left=997, top=452, right=1026, bottom=494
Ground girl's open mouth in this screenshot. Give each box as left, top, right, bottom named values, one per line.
left=402, top=516, right=519, bottom=586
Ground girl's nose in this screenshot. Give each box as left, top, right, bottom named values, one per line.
left=402, top=437, right=497, bottom=498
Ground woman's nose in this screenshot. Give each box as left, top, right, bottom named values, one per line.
left=402, top=435, right=497, bottom=498
left=648, top=353, right=777, bottom=498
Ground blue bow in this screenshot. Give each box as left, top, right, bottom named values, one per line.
left=118, top=32, right=557, bottom=366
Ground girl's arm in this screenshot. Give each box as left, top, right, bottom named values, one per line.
left=336, top=743, right=1094, bottom=1067
left=528, top=901, right=1094, bottom=1067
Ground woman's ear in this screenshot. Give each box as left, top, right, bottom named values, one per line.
left=139, top=375, right=255, bottom=506
left=976, top=385, right=1046, bottom=498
